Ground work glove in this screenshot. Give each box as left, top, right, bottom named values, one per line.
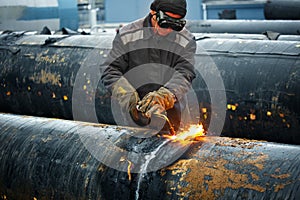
left=138, top=87, right=176, bottom=117
left=112, top=77, right=149, bottom=126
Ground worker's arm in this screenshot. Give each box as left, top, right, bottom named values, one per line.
left=164, top=38, right=196, bottom=101
left=100, top=34, right=149, bottom=125
left=100, top=33, right=129, bottom=93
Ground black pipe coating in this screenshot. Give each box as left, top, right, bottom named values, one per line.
left=264, top=0, right=300, bottom=20
left=0, top=33, right=299, bottom=144
left=0, top=113, right=299, bottom=200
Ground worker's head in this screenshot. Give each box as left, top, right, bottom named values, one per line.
left=150, top=0, right=187, bottom=35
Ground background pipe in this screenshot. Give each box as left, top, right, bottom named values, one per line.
left=0, top=33, right=299, bottom=144
left=193, top=38, right=300, bottom=144
left=0, top=113, right=299, bottom=200
left=186, top=20, right=300, bottom=35
left=264, top=0, right=300, bottom=20
left=194, top=33, right=300, bottom=41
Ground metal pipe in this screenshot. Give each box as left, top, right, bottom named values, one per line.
left=194, top=33, right=269, bottom=40
left=0, top=33, right=299, bottom=144
left=0, top=113, right=299, bottom=199
left=264, top=0, right=300, bottom=20
left=194, top=33, right=300, bottom=41
left=186, top=20, right=300, bottom=34
left=89, top=0, right=97, bottom=29
left=202, top=3, right=207, bottom=20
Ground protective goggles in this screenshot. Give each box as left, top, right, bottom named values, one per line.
left=156, top=10, right=186, bottom=31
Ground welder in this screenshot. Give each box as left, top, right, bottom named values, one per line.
left=100, top=0, right=196, bottom=133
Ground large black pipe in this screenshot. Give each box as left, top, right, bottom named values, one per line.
left=0, top=33, right=115, bottom=124
left=0, top=113, right=299, bottom=200
left=264, top=0, right=300, bottom=20
left=186, top=20, right=300, bottom=35
left=0, top=33, right=299, bottom=144
left=193, top=38, right=300, bottom=144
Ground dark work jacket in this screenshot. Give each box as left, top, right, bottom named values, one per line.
left=101, top=14, right=196, bottom=100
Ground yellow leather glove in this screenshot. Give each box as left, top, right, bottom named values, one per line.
left=112, top=77, right=149, bottom=125
left=138, top=87, right=176, bottom=117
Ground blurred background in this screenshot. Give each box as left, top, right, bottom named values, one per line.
left=1, top=0, right=299, bottom=33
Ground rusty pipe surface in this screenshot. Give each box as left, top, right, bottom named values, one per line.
left=0, top=33, right=300, bottom=144
left=0, top=113, right=300, bottom=200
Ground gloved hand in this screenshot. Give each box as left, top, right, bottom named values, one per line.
left=128, top=92, right=150, bottom=126
left=138, top=87, right=176, bottom=117
left=112, top=77, right=149, bottom=125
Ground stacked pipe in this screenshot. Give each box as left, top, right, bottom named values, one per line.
left=0, top=32, right=300, bottom=199
left=0, top=113, right=299, bottom=199
left=193, top=33, right=300, bottom=41
left=0, top=33, right=299, bottom=144
left=193, top=37, right=300, bottom=144
left=264, top=0, right=300, bottom=20
left=186, top=20, right=300, bottom=35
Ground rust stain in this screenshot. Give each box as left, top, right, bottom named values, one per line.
left=36, top=52, right=66, bottom=64
left=120, top=157, right=133, bottom=181
left=269, top=173, right=291, bottom=179
left=81, top=122, right=109, bottom=129
left=127, top=160, right=132, bottom=181
left=250, top=172, right=259, bottom=181
left=274, top=180, right=293, bottom=192
left=274, top=184, right=285, bottom=192
left=246, top=154, right=268, bottom=171
left=160, top=170, right=166, bottom=177
left=215, top=137, right=263, bottom=149
left=97, top=165, right=105, bottom=172
left=29, top=70, right=61, bottom=85
left=163, top=139, right=295, bottom=200
left=165, top=157, right=267, bottom=200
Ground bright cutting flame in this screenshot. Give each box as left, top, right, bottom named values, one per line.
left=163, top=124, right=205, bottom=144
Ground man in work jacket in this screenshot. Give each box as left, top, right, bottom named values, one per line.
left=101, top=0, right=196, bottom=133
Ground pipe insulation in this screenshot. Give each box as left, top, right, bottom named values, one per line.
left=0, top=113, right=299, bottom=200
left=0, top=33, right=300, bottom=144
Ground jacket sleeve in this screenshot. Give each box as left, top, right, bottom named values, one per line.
left=100, top=33, right=129, bottom=93
left=164, top=37, right=196, bottom=100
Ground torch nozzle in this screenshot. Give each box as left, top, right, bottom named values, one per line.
left=136, top=105, right=176, bottom=135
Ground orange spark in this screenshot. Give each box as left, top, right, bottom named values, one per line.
left=163, top=124, right=205, bottom=145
